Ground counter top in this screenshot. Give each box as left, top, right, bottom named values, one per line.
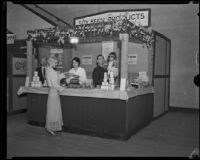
left=17, top=86, right=154, bottom=100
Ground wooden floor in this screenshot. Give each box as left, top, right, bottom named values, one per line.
left=7, top=110, right=199, bottom=157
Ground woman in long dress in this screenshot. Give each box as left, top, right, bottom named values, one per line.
left=45, top=57, right=65, bottom=135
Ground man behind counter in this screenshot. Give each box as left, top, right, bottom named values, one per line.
left=35, top=57, right=47, bottom=84
left=92, top=54, right=107, bottom=88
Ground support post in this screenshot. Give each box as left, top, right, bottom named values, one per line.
left=119, top=33, right=129, bottom=91
left=26, top=40, right=33, bottom=86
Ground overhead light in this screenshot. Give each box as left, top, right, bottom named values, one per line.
left=70, top=37, right=79, bottom=44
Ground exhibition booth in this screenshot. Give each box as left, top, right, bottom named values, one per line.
left=18, top=9, right=171, bottom=140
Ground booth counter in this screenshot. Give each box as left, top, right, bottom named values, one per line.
left=18, top=86, right=154, bottom=140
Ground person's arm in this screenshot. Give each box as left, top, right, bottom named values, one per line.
left=66, top=68, right=73, bottom=84
left=47, top=69, right=64, bottom=92
left=51, top=75, right=64, bottom=92
left=46, top=69, right=51, bottom=88
left=79, top=68, right=87, bottom=84
left=58, top=73, right=65, bottom=80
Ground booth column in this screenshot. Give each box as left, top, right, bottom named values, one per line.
left=119, top=33, right=129, bottom=90
left=26, top=40, right=33, bottom=85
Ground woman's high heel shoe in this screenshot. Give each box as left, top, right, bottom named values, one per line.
left=46, top=129, right=55, bottom=135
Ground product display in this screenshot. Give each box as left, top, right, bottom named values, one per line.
left=31, top=71, right=42, bottom=87
left=108, top=71, right=115, bottom=90
left=134, top=72, right=150, bottom=87
left=101, top=72, right=109, bottom=90
left=101, top=72, right=115, bottom=90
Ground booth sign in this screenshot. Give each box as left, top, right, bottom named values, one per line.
left=7, top=34, right=16, bottom=44
left=74, top=9, right=150, bottom=27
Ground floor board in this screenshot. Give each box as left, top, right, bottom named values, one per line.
left=7, top=111, right=199, bottom=157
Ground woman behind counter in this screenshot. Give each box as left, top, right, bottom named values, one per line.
left=92, top=54, right=107, bottom=88
left=66, top=57, right=87, bottom=85
left=45, top=56, right=65, bottom=135
left=107, top=52, right=119, bottom=82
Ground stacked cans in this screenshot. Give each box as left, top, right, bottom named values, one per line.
left=101, top=72, right=109, bottom=90
left=31, top=71, right=42, bottom=87
left=101, top=72, right=115, bottom=90
left=108, top=71, right=115, bottom=90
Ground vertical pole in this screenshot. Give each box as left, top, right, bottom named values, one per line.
left=119, top=33, right=129, bottom=91
left=147, top=47, right=153, bottom=85
left=71, top=45, right=76, bottom=59
left=26, top=40, right=33, bottom=86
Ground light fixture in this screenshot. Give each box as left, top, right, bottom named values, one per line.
left=70, top=37, right=79, bottom=44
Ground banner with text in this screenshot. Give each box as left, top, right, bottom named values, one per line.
left=74, top=9, right=150, bottom=27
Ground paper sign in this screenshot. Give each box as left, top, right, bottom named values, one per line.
left=7, top=34, right=16, bottom=44
left=12, top=57, right=26, bottom=75
left=139, top=71, right=147, bottom=77
left=82, top=55, right=93, bottom=65
left=50, top=48, right=63, bottom=68
left=102, top=41, right=114, bottom=60
left=128, top=54, right=137, bottom=64
left=50, top=48, right=63, bottom=54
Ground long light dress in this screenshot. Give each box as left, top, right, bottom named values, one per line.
left=45, top=66, right=65, bottom=131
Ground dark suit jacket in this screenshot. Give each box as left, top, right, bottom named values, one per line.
left=36, top=67, right=45, bottom=84
left=92, top=65, right=107, bottom=87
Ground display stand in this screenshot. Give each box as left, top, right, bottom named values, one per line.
left=18, top=9, right=171, bottom=139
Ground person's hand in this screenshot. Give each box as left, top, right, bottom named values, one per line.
left=64, top=72, right=76, bottom=78
left=63, top=72, right=72, bottom=76
left=72, top=75, right=80, bottom=78
left=66, top=78, right=71, bottom=84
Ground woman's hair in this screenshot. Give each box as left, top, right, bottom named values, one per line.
left=47, top=56, right=57, bottom=66
left=71, top=57, right=81, bottom=67
left=96, top=54, right=104, bottom=65
left=107, top=52, right=117, bottom=62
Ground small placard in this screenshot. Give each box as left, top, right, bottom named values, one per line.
left=50, top=48, right=63, bottom=54
left=12, top=57, right=27, bottom=75
left=7, top=34, right=16, bottom=44
left=50, top=48, right=63, bottom=68
left=102, top=41, right=114, bottom=60
left=82, top=55, right=93, bottom=65
left=139, top=71, right=147, bottom=77
left=128, top=54, right=137, bottom=64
